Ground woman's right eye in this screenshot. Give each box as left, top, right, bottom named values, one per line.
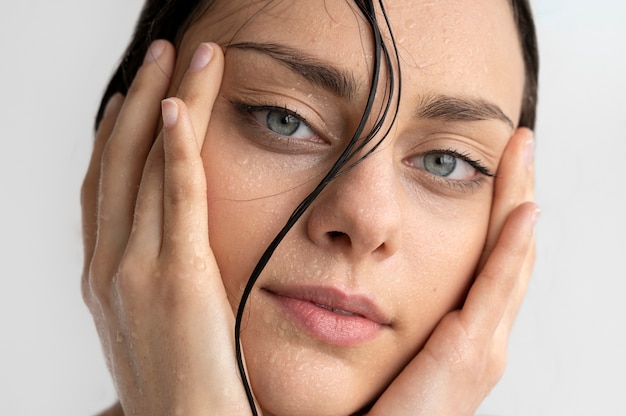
left=250, top=109, right=317, bottom=141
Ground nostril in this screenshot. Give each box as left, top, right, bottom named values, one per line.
left=328, top=231, right=345, bottom=239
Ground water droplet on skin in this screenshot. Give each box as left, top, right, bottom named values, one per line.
left=193, top=255, right=206, bottom=271
left=236, top=155, right=250, bottom=166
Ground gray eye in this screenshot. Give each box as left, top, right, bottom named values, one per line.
left=423, top=153, right=457, bottom=177
left=266, top=111, right=301, bottom=136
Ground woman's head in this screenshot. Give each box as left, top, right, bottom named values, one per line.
left=96, top=1, right=537, bottom=414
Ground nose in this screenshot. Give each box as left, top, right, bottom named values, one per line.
left=305, top=150, right=402, bottom=260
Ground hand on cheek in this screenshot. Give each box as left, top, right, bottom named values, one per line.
left=368, top=128, right=538, bottom=416
left=82, top=41, right=256, bottom=416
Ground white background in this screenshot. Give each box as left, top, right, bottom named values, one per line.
left=1, top=1, right=624, bottom=414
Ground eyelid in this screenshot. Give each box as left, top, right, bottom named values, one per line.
left=234, top=102, right=309, bottom=124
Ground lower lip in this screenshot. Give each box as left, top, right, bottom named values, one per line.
left=268, top=292, right=383, bottom=346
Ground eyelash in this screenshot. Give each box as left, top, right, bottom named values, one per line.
left=231, top=101, right=321, bottom=139
left=233, top=102, right=305, bottom=120
left=230, top=100, right=494, bottom=191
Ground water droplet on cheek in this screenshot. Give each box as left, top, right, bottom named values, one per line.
left=236, top=155, right=250, bottom=166
left=277, top=319, right=291, bottom=338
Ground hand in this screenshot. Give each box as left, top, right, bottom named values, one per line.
left=368, top=128, right=538, bottom=415
left=81, top=40, right=255, bottom=415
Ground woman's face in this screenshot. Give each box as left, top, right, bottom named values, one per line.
left=170, top=0, right=524, bottom=414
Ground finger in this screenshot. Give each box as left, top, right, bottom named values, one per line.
left=500, top=227, right=536, bottom=334
left=478, top=127, right=535, bottom=271
left=82, top=93, right=124, bottom=280
left=94, top=40, right=175, bottom=267
left=175, top=42, right=224, bottom=147
left=160, top=98, right=210, bottom=260
left=128, top=43, right=223, bottom=254
left=161, top=43, right=223, bottom=255
left=370, top=144, right=537, bottom=415
left=477, top=127, right=537, bottom=336
left=461, top=201, right=539, bottom=338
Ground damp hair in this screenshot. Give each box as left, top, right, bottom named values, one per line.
left=93, top=1, right=539, bottom=414
left=95, top=0, right=538, bottom=130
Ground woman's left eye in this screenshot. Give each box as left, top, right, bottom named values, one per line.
left=251, top=109, right=316, bottom=140
left=407, top=151, right=488, bottom=181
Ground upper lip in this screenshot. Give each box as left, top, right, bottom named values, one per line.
left=263, top=284, right=392, bottom=325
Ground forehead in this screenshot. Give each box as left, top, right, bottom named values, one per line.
left=183, top=0, right=524, bottom=124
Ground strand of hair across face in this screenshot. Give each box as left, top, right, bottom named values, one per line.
left=234, top=1, right=402, bottom=414
left=334, top=0, right=402, bottom=178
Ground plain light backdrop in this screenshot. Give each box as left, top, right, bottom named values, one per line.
left=1, top=1, right=624, bottom=414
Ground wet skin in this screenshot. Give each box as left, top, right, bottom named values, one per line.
left=162, top=1, right=525, bottom=414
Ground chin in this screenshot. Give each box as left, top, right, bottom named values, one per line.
left=243, top=331, right=395, bottom=416
left=253, top=376, right=375, bottom=416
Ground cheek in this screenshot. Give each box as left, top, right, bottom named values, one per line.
left=399, top=200, right=491, bottom=329
left=200, top=138, right=276, bottom=309
left=199, top=117, right=314, bottom=309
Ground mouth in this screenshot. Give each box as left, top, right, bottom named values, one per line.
left=262, top=284, right=391, bottom=346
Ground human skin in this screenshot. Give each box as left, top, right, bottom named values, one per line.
left=82, top=1, right=537, bottom=415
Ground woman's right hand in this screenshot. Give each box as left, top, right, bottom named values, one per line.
left=81, top=40, right=255, bottom=415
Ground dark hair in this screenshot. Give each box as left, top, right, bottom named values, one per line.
left=510, top=0, right=539, bottom=129
left=94, top=1, right=538, bottom=413
left=95, top=0, right=538, bottom=130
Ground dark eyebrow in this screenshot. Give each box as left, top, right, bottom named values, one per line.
left=226, top=42, right=513, bottom=129
left=415, top=94, right=514, bottom=129
left=227, top=41, right=359, bottom=99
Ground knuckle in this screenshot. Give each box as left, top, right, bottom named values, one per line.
left=82, top=257, right=117, bottom=320
left=165, top=168, right=205, bottom=207
left=100, top=142, right=119, bottom=169
left=116, top=256, right=149, bottom=294
left=87, top=255, right=113, bottom=304
left=80, top=271, right=95, bottom=308
left=166, top=181, right=194, bottom=204
left=443, top=317, right=507, bottom=383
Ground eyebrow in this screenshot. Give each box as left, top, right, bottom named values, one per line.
left=227, top=41, right=514, bottom=129
left=227, top=41, right=359, bottom=99
left=415, top=94, right=515, bottom=129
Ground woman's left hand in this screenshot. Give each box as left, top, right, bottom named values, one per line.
left=368, top=127, right=538, bottom=415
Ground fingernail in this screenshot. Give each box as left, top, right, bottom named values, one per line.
left=189, top=43, right=213, bottom=72
left=144, top=40, right=166, bottom=64
left=524, top=133, right=535, bottom=169
left=161, top=98, right=179, bottom=128
left=531, top=206, right=541, bottom=227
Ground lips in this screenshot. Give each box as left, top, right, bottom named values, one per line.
left=262, top=284, right=391, bottom=346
